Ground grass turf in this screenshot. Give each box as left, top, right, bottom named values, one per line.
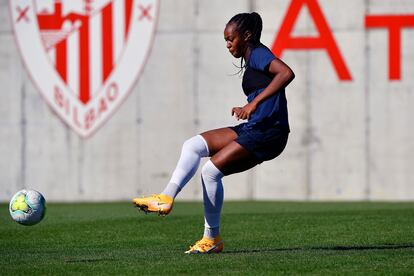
left=1, top=201, right=414, bottom=274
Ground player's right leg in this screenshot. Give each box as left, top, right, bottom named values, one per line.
left=133, top=134, right=210, bottom=214
left=132, top=193, right=174, bottom=215
left=200, top=127, right=238, bottom=156
left=133, top=128, right=237, bottom=215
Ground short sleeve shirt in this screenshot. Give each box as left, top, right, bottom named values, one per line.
left=242, top=44, right=290, bottom=132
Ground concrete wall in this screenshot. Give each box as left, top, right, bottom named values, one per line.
left=1, top=0, right=414, bottom=202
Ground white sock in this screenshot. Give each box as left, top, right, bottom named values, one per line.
left=161, top=135, right=209, bottom=198
left=161, top=182, right=181, bottom=199
left=201, top=160, right=224, bottom=239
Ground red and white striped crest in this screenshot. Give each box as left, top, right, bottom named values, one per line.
left=10, top=0, right=159, bottom=137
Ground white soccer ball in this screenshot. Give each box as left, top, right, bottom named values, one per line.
left=9, top=189, right=46, bottom=226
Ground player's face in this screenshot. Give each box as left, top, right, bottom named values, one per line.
left=224, top=23, right=246, bottom=59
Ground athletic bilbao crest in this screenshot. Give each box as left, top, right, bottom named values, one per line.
left=10, top=0, right=159, bottom=137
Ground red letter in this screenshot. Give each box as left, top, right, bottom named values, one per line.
left=365, top=15, right=414, bottom=80
left=54, top=86, right=64, bottom=108
left=98, top=98, right=108, bottom=115
left=85, top=109, right=96, bottom=130
left=106, top=82, right=119, bottom=101
left=72, top=107, right=82, bottom=128
left=271, top=0, right=352, bottom=81
left=54, top=86, right=69, bottom=115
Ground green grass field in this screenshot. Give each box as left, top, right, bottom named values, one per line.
left=1, top=201, right=414, bottom=274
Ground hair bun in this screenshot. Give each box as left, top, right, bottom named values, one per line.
left=250, top=12, right=262, bottom=21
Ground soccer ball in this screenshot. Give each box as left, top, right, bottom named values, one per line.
left=9, top=189, right=46, bottom=226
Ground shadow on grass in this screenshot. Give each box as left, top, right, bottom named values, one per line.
left=223, top=244, right=414, bottom=254
left=64, top=258, right=116, bottom=263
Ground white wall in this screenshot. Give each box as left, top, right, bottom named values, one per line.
left=1, top=0, right=414, bottom=201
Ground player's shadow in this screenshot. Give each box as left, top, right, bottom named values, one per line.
left=65, top=258, right=116, bottom=263
left=223, top=243, right=414, bottom=254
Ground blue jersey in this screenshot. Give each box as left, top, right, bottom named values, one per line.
left=242, top=44, right=290, bottom=132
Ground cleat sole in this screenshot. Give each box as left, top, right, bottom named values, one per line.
left=132, top=200, right=172, bottom=216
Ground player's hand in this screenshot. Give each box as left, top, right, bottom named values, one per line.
left=231, top=107, right=243, bottom=120
left=231, top=102, right=257, bottom=120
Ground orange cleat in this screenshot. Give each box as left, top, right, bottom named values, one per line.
left=132, top=194, right=173, bottom=216
left=185, top=236, right=224, bottom=254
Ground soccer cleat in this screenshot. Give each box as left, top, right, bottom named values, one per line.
left=185, top=236, right=224, bottom=254
left=132, top=194, right=173, bottom=215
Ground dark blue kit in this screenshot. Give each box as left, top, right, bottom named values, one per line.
left=230, top=44, right=289, bottom=162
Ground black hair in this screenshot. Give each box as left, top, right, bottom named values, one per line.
left=227, top=12, right=263, bottom=74
left=227, top=12, right=263, bottom=46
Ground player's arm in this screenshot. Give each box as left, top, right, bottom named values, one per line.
left=253, top=58, right=295, bottom=107
left=232, top=58, right=295, bottom=120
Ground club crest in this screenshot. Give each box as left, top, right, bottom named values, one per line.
left=10, top=0, right=159, bottom=137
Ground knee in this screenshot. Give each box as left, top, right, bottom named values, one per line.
left=182, top=137, right=194, bottom=151
left=182, top=135, right=209, bottom=157
left=201, top=160, right=224, bottom=180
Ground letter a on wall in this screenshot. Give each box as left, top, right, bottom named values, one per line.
left=272, top=0, right=352, bottom=81
left=10, top=0, right=159, bottom=137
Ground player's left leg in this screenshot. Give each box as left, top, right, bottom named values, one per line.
left=185, top=141, right=259, bottom=254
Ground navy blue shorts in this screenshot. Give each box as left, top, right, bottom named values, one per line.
left=229, top=123, right=289, bottom=163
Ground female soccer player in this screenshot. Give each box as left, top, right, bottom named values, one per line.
left=133, top=12, right=295, bottom=254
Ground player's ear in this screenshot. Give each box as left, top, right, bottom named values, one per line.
left=244, top=31, right=252, bottom=42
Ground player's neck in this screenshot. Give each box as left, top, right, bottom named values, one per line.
left=243, top=46, right=251, bottom=61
